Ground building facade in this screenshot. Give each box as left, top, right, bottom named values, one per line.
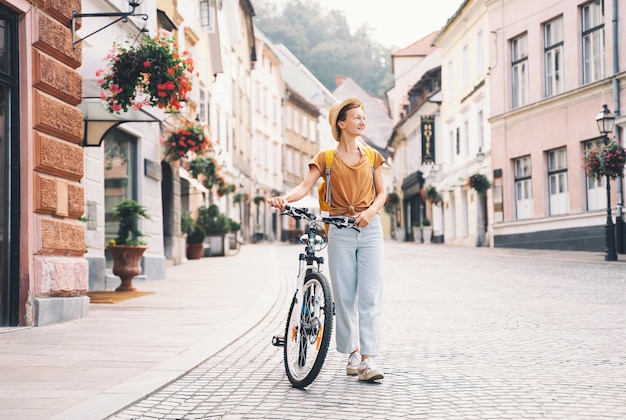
left=488, top=0, right=626, bottom=252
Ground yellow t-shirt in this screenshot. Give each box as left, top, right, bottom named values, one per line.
left=310, top=147, right=385, bottom=216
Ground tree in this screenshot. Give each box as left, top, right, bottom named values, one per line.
left=254, top=0, right=393, bottom=98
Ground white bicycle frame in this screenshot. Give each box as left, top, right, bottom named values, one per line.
left=288, top=231, right=326, bottom=338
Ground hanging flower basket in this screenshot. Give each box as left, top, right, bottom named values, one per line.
left=424, top=185, right=443, bottom=205
left=96, top=32, right=195, bottom=113
left=162, top=121, right=211, bottom=163
left=384, top=192, right=400, bottom=214
left=468, top=173, right=491, bottom=194
left=233, top=192, right=249, bottom=204
left=583, top=141, right=625, bottom=180
left=188, top=155, right=221, bottom=189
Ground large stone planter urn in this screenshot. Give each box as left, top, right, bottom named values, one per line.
left=109, top=246, right=147, bottom=292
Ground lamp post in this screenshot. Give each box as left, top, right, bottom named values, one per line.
left=475, top=147, right=487, bottom=247
left=596, top=104, right=618, bottom=261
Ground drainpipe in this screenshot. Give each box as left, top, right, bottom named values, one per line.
left=612, top=0, right=624, bottom=253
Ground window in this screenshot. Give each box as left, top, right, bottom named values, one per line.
left=547, top=148, right=568, bottom=215
left=584, top=139, right=606, bottom=210
left=582, top=0, right=605, bottom=84
left=511, top=34, right=529, bottom=108
left=301, top=114, right=307, bottom=138
left=477, top=110, right=484, bottom=149
left=294, top=110, right=300, bottom=134
left=544, top=16, right=564, bottom=96
left=463, top=120, right=469, bottom=157
left=285, top=106, right=292, bottom=130
left=514, top=156, right=533, bottom=219
left=309, top=120, right=316, bottom=142
left=455, top=127, right=461, bottom=156
left=462, top=45, right=469, bottom=90
left=447, top=60, right=454, bottom=100
left=476, top=31, right=484, bottom=75
left=104, top=129, right=137, bottom=264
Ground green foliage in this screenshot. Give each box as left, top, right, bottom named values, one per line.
left=384, top=192, right=400, bottom=214
left=468, top=173, right=492, bottom=194
left=233, top=192, right=249, bottom=204
left=254, top=0, right=393, bottom=97
left=187, top=226, right=206, bottom=244
left=181, top=212, right=195, bottom=236
left=97, top=33, right=194, bottom=113
left=112, top=199, right=150, bottom=246
left=425, top=185, right=443, bottom=205
left=422, top=217, right=431, bottom=227
left=163, top=121, right=210, bottom=163
left=228, top=218, right=241, bottom=233
left=583, top=141, right=626, bottom=180
left=188, top=156, right=219, bottom=189
left=197, top=204, right=230, bottom=235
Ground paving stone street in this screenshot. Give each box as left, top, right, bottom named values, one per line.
left=109, top=241, right=626, bottom=420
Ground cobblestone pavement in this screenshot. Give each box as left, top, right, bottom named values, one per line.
left=109, top=242, right=626, bottom=419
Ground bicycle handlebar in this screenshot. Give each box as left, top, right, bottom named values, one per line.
left=282, top=205, right=357, bottom=230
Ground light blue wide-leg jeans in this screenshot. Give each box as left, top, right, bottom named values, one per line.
left=327, top=214, right=384, bottom=356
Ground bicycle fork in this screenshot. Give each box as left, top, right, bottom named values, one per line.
left=272, top=254, right=320, bottom=348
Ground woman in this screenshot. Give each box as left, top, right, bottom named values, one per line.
left=268, top=98, right=386, bottom=382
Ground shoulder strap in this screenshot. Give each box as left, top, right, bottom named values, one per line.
left=363, top=146, right=376, bottom=174
left=324, top=149, right=334, bottom=206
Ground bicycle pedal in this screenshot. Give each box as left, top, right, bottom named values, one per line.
left=272, top=335, right=285, bottom=347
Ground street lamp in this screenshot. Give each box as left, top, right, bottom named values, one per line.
left=475, top=147, right=487, bottom=247
left=596, top=104, right=617, bottom=261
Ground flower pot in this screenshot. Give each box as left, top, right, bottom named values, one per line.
left=108, top=245, right=147, bottom=292
left=423, top=227, right=433, bottom=244
left=412, top=227, right=422, bottom=243
left=186, top=243, right=204, bottom=260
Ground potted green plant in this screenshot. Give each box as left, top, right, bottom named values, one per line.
left=411, top=221, right=422, bottom=243
left=197, top=204, right=230, bottom=256
left=106, top=199, right=150, bottom=292
left=186, top=226, right=206, bottom=260
left=422, top=217, right=432, bottom=244
left=227, top=218, right=241, bottom=254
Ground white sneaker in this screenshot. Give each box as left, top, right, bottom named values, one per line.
left=346, top=351, right=361, bottom=376
left=358, top=358, right=384, bottom=381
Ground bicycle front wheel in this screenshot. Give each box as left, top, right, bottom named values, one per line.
left=283, top=271, right=334, bottom=388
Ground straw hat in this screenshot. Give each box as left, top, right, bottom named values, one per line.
left=328, top=97, right=364, bottom=142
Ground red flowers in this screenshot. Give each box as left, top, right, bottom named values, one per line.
left=97, top=31, right=195, bottom=113
left=162, top=121, right=211, bottom=163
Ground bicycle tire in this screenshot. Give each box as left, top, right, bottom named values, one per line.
left=283, top=271, right=334, bottom=388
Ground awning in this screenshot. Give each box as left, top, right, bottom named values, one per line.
left=77, top=97, right=163, bottom=147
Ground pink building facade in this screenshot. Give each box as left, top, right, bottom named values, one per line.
left=488, top=0, right=626, bottom=252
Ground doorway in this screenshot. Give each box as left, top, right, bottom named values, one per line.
left=0, top=8, right=19, bottom=326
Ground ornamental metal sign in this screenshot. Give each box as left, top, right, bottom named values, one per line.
left=421, top=115, right=435, bottom=164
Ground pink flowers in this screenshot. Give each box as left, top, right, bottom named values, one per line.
left=161, top=121, right=211, bottom=163
left=96, top=32, right=195, bottom=113
left=583, top=141, right=625, bottom=180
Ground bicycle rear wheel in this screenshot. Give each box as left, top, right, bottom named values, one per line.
left=283, top=271, right=333, bottom=388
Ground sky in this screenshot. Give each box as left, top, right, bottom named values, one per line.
left=262, top=0, right=465, bottom=49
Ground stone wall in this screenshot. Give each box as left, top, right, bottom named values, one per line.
left=22, top=0, right=87, bottom=325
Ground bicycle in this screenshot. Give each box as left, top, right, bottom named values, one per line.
left=272, top=205, right=358, bottom=388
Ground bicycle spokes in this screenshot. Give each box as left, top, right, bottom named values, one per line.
left=283, top=273, right=333, bottom=388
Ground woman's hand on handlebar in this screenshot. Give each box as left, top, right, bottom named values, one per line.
left=267, top=196, right=288, bottom=212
